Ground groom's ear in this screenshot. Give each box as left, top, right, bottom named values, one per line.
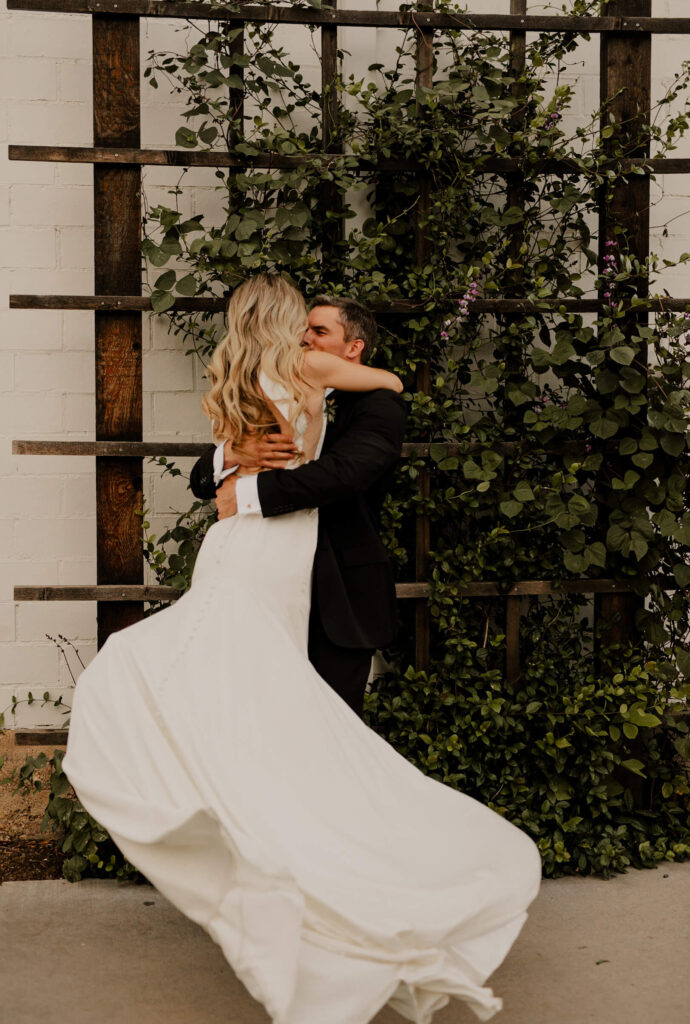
left=345, top=338, right=365, bottom=362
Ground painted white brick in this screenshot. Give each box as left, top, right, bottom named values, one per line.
left=8, top=99, right=92, bottom=148
left=0, top=58, right=58, bottom=101
left=58, top=646, right=94, bottom=687
left=0, top=161, right=54, bottom=187
left=1, top=476, right=60, bottom=516
left=152, top=464, right=197, bottom=516
left=0, top=603, right=16, bottom=643
left=0, top=644, right=57, bottom=685
left=62, top=310, right=94, bottom=352
left=152, top=392, right=209, bottom=439
left=143, top=350, right=195, bottom=392
left=54, top=163, right=91, bottom=186
left=0, top=185, right=9, bottom=224
left=3, top=561, right=61, bottom=602
left=5, top=267, right=93, bottom=295
left=141, top=103, right=192, bottom=149
left=58, top=227, right=93, bottom=270
left=0, top=227, right=57, bottom=268
left=57, top=61, right=91, bottom=103
left=16, top=601, right=97, bottom=642
left=9, top=13, right=92, bottom=61
left=3, top=392, right=63, bottom=434
left=62, top=392, right=94, bottom=435
left=0, top=351, right=14, bottom=391
left=15, top=351, right=93, bottom=394
left=9, top=685, right=74, bottom=728
left=3, top=455, right=93, bottom=478
left=0, top=310, right=62, bottom=352
left=57, top=559, right=97, bottom=584
left=150, top=313, right=184, bottom=351
left=10, top=184, right=93, bottom=228
left=59, top=473, right=95, bottom=516
left=14, top=516, right=96, bottom=561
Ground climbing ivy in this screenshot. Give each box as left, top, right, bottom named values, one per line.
left=137, top=3, right=690, bottom=877
left=8, top=2, right=689, bottom=880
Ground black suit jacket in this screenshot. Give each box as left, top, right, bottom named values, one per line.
left=189, top=389, right=407, bottom=650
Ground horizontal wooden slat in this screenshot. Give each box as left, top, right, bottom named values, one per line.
left=15, top=580, right=663, bottom=603
left=10, top=294, right=690, bottom=314
left=15, top=730, right=69, bottom=746
left=13, top=440, right=210, bottom=457
left=6, top=2, right=690, bottom=33
left=10, top=145, right=690, bottom=176
left=10, top=294, right=221, bottom=311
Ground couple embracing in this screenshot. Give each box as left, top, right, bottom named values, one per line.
left=63, top=275, right=541, bottom=1024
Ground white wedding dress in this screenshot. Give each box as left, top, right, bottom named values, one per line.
left=62, top=375, right=542, bottom=1024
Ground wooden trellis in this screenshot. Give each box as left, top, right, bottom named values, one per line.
left=8, top=0, right=687, bottom=686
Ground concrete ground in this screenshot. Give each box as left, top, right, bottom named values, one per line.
left=1, top=864, right=689, bottom=1024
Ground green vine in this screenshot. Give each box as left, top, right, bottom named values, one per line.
left=135, top=4, right=690, bottom=877
left=8, top=3, right=690, bottom=881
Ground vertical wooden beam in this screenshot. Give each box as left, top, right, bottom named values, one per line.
left=597, top=0, right=651, bottom=649
left=320, top=0, right=341, bottom=271
left=414, top=7, right=433, bottom=672
left=505, top=596, right=521, bottom=686
left=228, top=22, right=245, bottom=145
left=93, top=15, right=143, bottom=647
left=504, top=0, right=527, bottom=686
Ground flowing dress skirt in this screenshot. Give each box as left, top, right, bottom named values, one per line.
left=62, top=507, right=541, bottom=1024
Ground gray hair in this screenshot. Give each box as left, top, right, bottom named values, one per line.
left=309, top=295, right=377, bottom=363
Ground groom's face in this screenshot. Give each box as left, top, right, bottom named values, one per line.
left=303, top=306, right=364, bottom=363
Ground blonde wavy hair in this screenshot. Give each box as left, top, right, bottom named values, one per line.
left=201, top=274, right=308, bottom=449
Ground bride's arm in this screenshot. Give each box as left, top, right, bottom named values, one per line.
left=303, top=350, right=403, bottom=393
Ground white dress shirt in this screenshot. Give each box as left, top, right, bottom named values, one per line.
left=212, top=389, right=332, bottom=516
left=212, top=440, right=261, bottom=514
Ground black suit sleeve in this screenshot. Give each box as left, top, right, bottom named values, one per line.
left=189, top=443, right=218, bottom=501
left=257, top=390, right=407, bottom=517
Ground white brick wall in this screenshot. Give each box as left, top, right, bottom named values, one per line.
left=2, top=0, right=689, bottom=726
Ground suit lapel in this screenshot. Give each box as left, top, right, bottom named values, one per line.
left=323, top=390, right=355, bottom=451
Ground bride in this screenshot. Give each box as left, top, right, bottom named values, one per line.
left=62, top=274, right=541, bottom=1024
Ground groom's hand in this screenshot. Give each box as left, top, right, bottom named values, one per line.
left=215, top=475, right=238, bottom=519
left=234, top=432, right=301, bottom=469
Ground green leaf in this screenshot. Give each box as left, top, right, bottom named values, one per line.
left=175, top=274, right=197, bottom=296
left=513, top=481, right=535, bottom=502
left=175, top=127, right=198, bottom=148
left=610, top=346, right=635, bottom=365
left=620, top=759, right=646, bottom=777
left=235, top=219, right=256, bottom=241
left=590, top=417, right=619, bottom=439
left=673, top=563, right=690, bottom=587
left=660, top=434, right=684, bottom=457
left=550, top=339, right=576, bottom=365
left=500, top=500, right=523, bottom=518
left=150, top=290, right=175, bottom=313
left=154, top=270, right=176, bottom=291
left=676, top=647, right=690, bottom=677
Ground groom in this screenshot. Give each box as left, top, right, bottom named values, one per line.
left=189, top=296, right=407, bottom=716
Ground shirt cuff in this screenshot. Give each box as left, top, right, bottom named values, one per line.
left=213, top=440, right=239, bottom=487
left=236, top=474, right=262, bottom=515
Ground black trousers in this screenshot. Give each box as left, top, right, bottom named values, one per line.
left=308, top=606, right=374, bottom=717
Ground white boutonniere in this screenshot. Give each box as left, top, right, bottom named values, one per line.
left=326, top=392, right=337, bottom=423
